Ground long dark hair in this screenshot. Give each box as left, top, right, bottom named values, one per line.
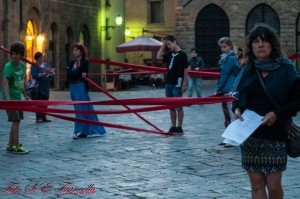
left=245, top=23, right=284, bottom=69
left=73, top=42, right=88, bottom=60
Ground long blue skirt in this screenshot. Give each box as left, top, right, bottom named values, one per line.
left=69, top=82, right=106, bottom=135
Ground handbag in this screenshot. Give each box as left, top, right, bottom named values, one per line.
left=284, top=122, right=300, bottom=157
left=25, top=76, right=39, bottom=99
left=256, top=69, right=300, bottom=158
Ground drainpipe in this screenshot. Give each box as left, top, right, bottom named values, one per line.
left=19, top=0, right=23, bottom=32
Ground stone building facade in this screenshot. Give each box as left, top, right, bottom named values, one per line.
left=0, top=0, right=125, bottom=90
left=1, top=0, right=300, bottom=90
left=175, top=0, right=300, bottom=68
left=125, top=0, right=300, bottom=69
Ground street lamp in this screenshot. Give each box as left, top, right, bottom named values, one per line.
left=102, top=14, right=123, bottom=40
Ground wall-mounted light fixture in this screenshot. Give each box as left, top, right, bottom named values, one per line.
left=125, top=27, right=131, bottom=36
left=125, top=27, right=135, bottom=39
left=101, top=14, right=123, bottom=40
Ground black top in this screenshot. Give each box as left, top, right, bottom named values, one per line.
left=163, top=50, right=188, bottom=86
left=245, top=78, right=300, bottom=141
left=66, top=59, right=89, bottom=90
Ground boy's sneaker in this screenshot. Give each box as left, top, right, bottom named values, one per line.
left=12, top=144, right=29, bottom=154
left=168, top=126, right=177, bottom=133
left=6, top=145, right=14, bottom=152
left=176, top=126, right=184, bottom=133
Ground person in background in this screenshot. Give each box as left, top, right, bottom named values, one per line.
left=30, top=52, right=53, bottom=123
left=237, top=47, right=247, bottom=67
left=2, top=41, right=30, bottom=154
left=157, top=35, right=188, bottom=134
left=66, top=42, right=106, bottom=139
left=214, top=37, right=240, bottom=147
left=233, top=24, right=300, bottom=199
left=187, top=48, right=206, bottom=98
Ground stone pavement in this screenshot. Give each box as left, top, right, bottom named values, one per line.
left=0, top=80, right=299, bottom=199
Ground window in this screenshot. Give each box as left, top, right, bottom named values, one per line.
left=148, top=0, right=163, bottom=24
left=296, top=13, right=300, bottom=70
left=246, top=4, right=280, bottom=35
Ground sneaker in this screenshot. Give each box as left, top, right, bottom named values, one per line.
left=77, top=133, right=87, bottom=138
left=176, top=126, right=184, bottom=133
left=36, top=120, right=44, bottom=123
left=12, top=144, right=29, bottom=154
left=73, top=133, right=78, bottom=139
left=43, top=119, right=52, bottom=122
left=168, top=126, right=177, bottom=133
left=6, top=145, right=14, bottom=152
left=224, top=144, right=234, bottom=148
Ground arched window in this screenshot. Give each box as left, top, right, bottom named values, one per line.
left=49, top=23, right=57, bottom=89
left=26, top=20, right=36, bottom=62
left=81, top=24, right=91, bottom=48
left=195, top=4, right=229, bottom=67
left=296, top=13, right=300, bottom=70
left=246, top=4, right=280, bottom=35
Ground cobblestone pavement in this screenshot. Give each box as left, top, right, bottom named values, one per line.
left=0, top=80, right=299, bottom=199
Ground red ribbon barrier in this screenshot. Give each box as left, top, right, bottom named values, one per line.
left=289, top=51, right=300, bottom=60
left=85, top=77, right=164, bottom=133
left=46, top=113, right=173, bottom=136
left=88, top=57, right=220, bottom=78
left=0, top=96, right=235, bottom=107
left=0, top=105, right=177, bottom=115
left=0, top=45, right=232, bottom=135
left=0, top=46, right=54, bottom=74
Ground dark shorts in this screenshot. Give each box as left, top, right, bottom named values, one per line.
left=6, top=110, right=24, bottom=122
left=165, top=83, right=183, bottom=111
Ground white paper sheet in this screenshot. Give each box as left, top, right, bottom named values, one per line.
left=221, top=109, right=263, bottom=146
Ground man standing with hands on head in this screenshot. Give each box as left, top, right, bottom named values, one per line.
left=157, top=35, right=188, bottom=133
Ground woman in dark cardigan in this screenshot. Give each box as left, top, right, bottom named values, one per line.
left=66, top=43, right=106, bottom=139
left=233, top=24, right=300, bottom=199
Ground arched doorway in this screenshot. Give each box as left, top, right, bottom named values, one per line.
left=195, top=4, right=229, bottom=68
left=25, top=20, right=37, bottom=79
left=26, top=20, right=35, bottom=62
left=25, top=19, right=45, bottom=79
left=246, top=4, right=280, bottom=35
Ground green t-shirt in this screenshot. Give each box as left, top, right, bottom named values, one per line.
left=2, top=61, right=26, bottom=100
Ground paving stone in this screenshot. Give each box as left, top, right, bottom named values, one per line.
left=0, top=80, right=299, bottom=198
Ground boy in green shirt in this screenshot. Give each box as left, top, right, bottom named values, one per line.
left=2, top=41, right=30, bottom=154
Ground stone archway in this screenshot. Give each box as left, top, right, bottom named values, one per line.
left=26, top=20, right=36, bottom=63
left=25, top=7, right=44, bottom=79
left=195, top=4, right=229, bottom=67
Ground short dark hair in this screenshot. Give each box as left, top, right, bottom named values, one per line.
left=10, top=41, right=25, bottom=57
left=164, top=35, right=176, bottom=42
left=34, top=52, right=43, bottom=60
left=190, top=48, right=199, bottom=53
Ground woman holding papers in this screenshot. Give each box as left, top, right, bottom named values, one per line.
left=233, top=24, right=300, bottom=199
